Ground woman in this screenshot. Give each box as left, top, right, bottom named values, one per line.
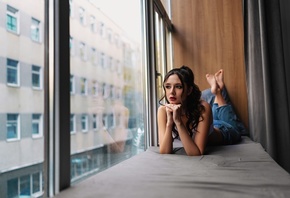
left=157, top=65, right=245, bottom=156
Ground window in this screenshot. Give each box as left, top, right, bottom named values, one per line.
left=90, top=15, right=96, bottom=32
left=98, top=22, right=105, bottom=37
left=79, top=7, right=85, bottom=25
left=70, top=36, right=75, bottom=55
left=7, top=114, right=20, bottom=140
left=81, top=114, right=88, bottom=132
left=70, top=114, right=76, bottom=133
left=91, top=47, right=97, bottom=64
left=100, top=52, right=105, bottom=68
left=69, top=0, right=74, bottom=17
left=93, top=114, right=98, bottom=130
left=80, top=78, right=87, bottom=95
left=32, top=114, right=43, bottom=137
left=31, top=18, right=41, bottom=42
left=6, top=5, right=19, bottom=34
left=32, top=65, right=42, bottom=89
left=102, top=83, right=109, bottom=98
left=92, top=80, right=99, bottom=96
left=79, top=42, right=86, bottom=60
left=7, top=172, right=43, bottom=198
left=70, top=75, right=75, bottom=94
left=7, top=58, right=19, bottom=86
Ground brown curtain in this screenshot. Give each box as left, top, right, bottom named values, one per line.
left=244, top=0, right=290, bottom=173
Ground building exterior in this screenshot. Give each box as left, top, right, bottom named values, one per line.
left=0, top=0, right=143, bottom=197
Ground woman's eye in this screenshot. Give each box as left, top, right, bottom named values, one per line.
left=165, top=85, right=171, bottom=89
left=175, top=85, right=183, bottom=89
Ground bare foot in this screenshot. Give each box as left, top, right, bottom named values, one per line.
left=215, top=69, right=224, bottom=90
left=206, top=74, right=218, bottom=94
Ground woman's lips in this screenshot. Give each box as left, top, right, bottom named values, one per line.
left=169, top=97, right=176, bottom=101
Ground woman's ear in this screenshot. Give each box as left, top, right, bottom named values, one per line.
left=187, top=87, right=193, bottom=95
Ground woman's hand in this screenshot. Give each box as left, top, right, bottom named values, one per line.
left=165, top=104, right=182, bottom=125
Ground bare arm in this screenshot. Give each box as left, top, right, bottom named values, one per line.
left=157, top=106, right=173, bottom=154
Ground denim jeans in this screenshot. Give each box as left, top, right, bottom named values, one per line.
left=201, top=88, right=247, bottom=144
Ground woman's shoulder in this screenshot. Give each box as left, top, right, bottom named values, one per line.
left=200, top=100, right=211, bottom=112
left=157, top=105, right=166, bottom=115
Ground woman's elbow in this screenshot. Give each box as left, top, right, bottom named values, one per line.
left=159, top=148, right=172, bottom=154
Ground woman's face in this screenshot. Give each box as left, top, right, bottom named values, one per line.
left=164, top=74, right=186, bottom=104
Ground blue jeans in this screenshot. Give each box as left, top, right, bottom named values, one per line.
left=201, top=88, right=247, bottom=144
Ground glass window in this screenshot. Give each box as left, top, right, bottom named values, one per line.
left=69, top=0, right=74, bottom=17
left=32, top=172, right=41, bottom=194
left=92, top=80, right=99, bottom=96
left=32, top=65, right=42, bottom=89
left=32, top=114, right=43, bottom=137
left=79, top=7, right=85, bottom=25
left=20, top=175, right=31, bottom=196
left=70, top=75, right=75, bottom=94
left=90, top=15, right=96, bottom=32
left=91, top=47, right=97, bottom=64
left=70, top=114, right=76, bottom=133
left=81, top=114, right=88, bottom=132
left=70, top=36, right=75, bottom=55
left=79, top=42, right=86, bottom=60
left=7, top=178, right=18, bottom=198
left=7, top=58, right=19, bottom=86
left=93, top=114, right=98, bottom=130
left=70, top=0, right=145, bottom=185
left=7, top=114, right=20, bottom=140
left=31, top=18, right=41, bottom=42
left=6, top=5, right=19, bottom=33
left=80, top=77, right=87, bottom=95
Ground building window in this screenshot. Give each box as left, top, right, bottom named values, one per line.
left=102, top=83, right=109, bottom=98
left=7, top=58, right=19, bottom=86
left=92, top=80, right=99, bottom=96
left=7, top=172, right=43, bottom=198
left=108, top=113, right=114, bottom=128
left=32, top=172, right=42, bottom=195
left=69, top=0, right=74, bottom=17
left=32, top=65, right=42, bottom=89
left=98, top=22, right=105, bottom=37
left=90, top=15, right=96, bottom=32
left=70, top=75, right=75, bottom=94
left=32, top=114, right=43, bottom=137
left=80, top=78, right=87, bottom=95
left=81, top=114, right=88, bottom=132
left=107, top=28, right=113, bottom=43
left=6, top=5, right=19, bottom=34
left=100, top=52, right=105, bottom=68
left=109, top=85, right=114, bottom=99
left=79, top=7, right=85, bottom=25
left=31, top=18, right=41, bottom=42
left=70, top=114, right=76, bottom=133
left=91, top=48, right=97, bottom=64
left=70, top=36, right=75, bottom=55
left=79, top=42, right=86, bottom=60
left=93, top=114, right=98, bottom=130
left=6, top=114, right=19, bottom=140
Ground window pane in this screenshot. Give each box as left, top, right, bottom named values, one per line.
left=70, top=0, right=144, bottom=183
left=1, top=1, right=45, bottom=197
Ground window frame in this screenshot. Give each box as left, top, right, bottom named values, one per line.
left=6, top=58, right=20, bottom=87
left=31, top=17, right=41, bottom=42
left=6, top=5, right=19, bottom=34
left=32, top=65, right=43, bottom=89
left=32, top=113, right=43, bottom=138
left=6, top=113, right=20, bottom=141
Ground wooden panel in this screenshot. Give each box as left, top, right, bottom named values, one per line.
left=171, top=0, right=248, bottom=128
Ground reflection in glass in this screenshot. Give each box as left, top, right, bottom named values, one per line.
left=70, top=0, right=144, bottom=183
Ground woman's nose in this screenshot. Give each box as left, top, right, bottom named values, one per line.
left=170, top=87, right=175, bottom=94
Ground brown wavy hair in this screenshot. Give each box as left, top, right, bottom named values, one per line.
left=159, top=65, right=205, bottom=138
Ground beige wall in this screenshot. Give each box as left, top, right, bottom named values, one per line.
left=171, top=0, right=248, bottom=128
